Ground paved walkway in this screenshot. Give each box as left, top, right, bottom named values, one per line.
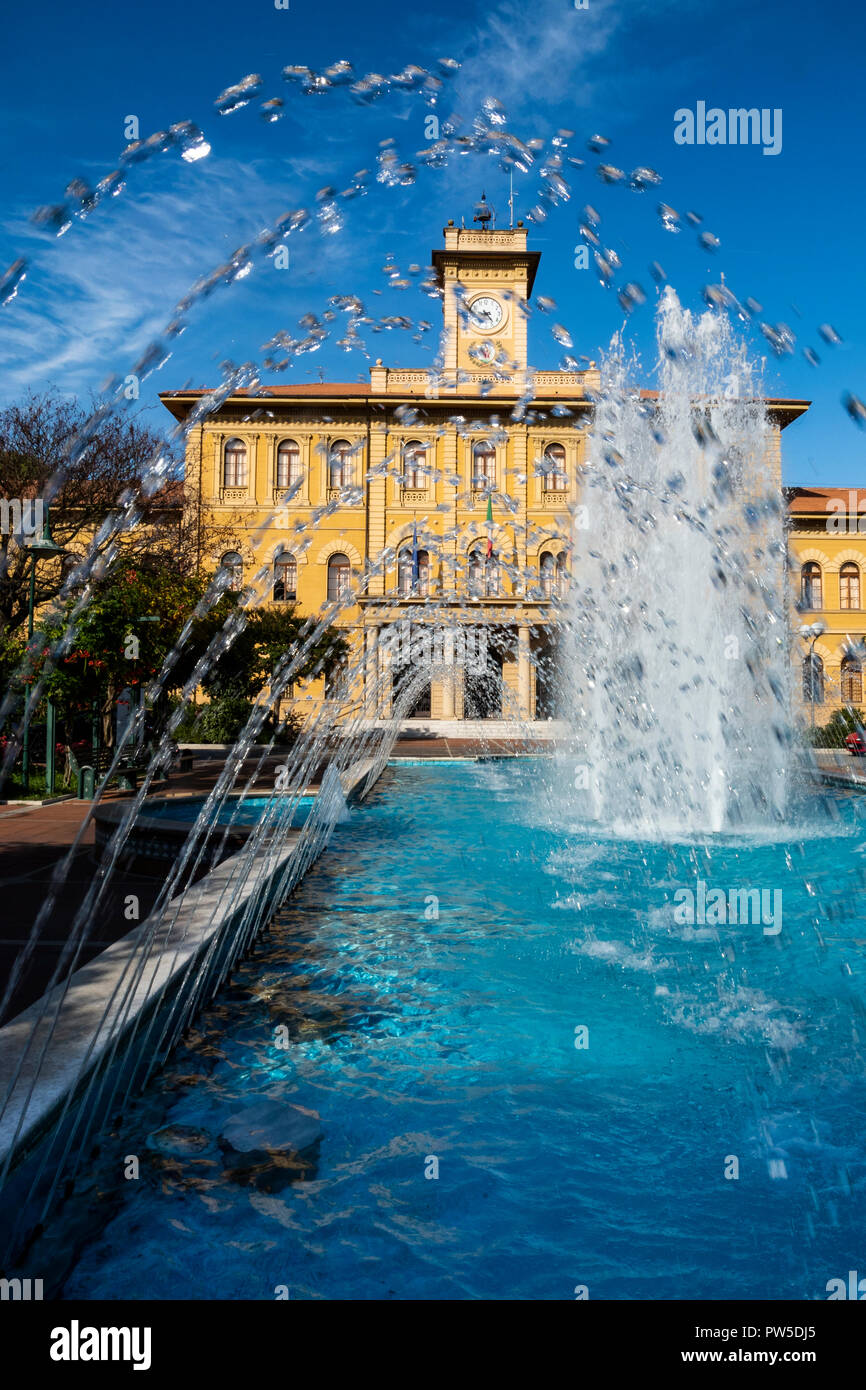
left=811, top=748, right=866, bottom=789
left=0, top=739, right=552, bottom=1020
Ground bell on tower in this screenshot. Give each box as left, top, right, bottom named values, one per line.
left=432, top=209, right=539, bottom=381
left=473, top=192, right=494, bottom=230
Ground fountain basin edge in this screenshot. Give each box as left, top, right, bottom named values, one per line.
left=0, top=756, right=381, bottom=1260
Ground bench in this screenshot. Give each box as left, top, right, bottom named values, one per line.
left=65, top=742, right=178, bottom=798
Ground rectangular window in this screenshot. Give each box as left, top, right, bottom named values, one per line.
left=840, top=570, right=860, bottom=610
left=273, top=557, right=297, bottom=602
left=276, top=443, right=302, bottom=489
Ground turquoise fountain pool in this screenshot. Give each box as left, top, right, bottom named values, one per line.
left=36, top=760, right=866, bottom=1300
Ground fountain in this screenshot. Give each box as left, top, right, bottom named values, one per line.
left=565, top=289, right=794, bottom=836
left=0, top=49, right=862, bottom=1304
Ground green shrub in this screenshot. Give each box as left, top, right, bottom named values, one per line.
left=170, top=700, right=200, bottom=742
left=194, top=696, right=254, bottom=744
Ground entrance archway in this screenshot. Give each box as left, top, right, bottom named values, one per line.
left=463, top=649, right=503, bottom=719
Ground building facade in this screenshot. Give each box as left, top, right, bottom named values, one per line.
left=787, top=487, right=866, bottom=725
left=161, top=217, right=820, bottom=730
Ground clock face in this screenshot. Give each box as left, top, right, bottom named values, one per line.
left=470, top=339, right=498, bottom=364
left=468, top=295, right=504, bottom=331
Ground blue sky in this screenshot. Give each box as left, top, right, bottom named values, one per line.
left=0, top=0, right=863, bottom=484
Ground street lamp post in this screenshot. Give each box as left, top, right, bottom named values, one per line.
left=798, top=621, right=827, bottom=732
left=21, top=510, right=65, bottom=794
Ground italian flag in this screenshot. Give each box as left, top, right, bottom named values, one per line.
left=486, top=495, right=493, bottom=558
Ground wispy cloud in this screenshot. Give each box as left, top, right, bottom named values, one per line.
left=0, top=154, right=342, bottom=401
left=453, top=0, right=625, bottom=122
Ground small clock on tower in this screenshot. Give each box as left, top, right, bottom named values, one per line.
left=468, top=295, right=504, bottom=332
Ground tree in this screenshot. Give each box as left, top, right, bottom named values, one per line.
left=0, top=391, right=235, bottom=639
left=26, top=560, right=205, bottom=747
left=22, top=561, right=346, bottom=749
left=171, top=594, right=348, bottom=703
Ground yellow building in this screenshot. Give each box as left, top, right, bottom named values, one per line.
left=787, top=487, right=866, bottom=725
left=160, top=215, right=816, bottom=731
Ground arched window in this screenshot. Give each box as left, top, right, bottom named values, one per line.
left=539, top=551, right=557, bottom=597
left=468, top=545, right=500, bottom=598
left=327, top=553, right=351, bottom=602
left=403, top=441, right=427, bottom=489
left=220, top=551, right=243, bottom=593
left=539, top=551, right=568, bottom=598
left=472, top=440, right=496, bottom=489
left=223, top=438, right=247, bottom=488
left=398, top=547, right=429, bottom=597
left=803, top=653, right=824, bottom=705
left=840, top=562, right=861, bottom=610
left=543, top=443, right=567, bottom=491
left=324, top=659, right=349, bottom=702
left=800, top=561, right=823, bottom=610
left=276, top=439, right=302, bottom=490
left=273, top=552, right=297, bottom=602
left=841, top=656, right=863, bottom=704
left=329, top=439, right=353, bottom=489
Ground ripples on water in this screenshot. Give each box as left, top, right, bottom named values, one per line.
left=32, top=761, right=866, bottom=1299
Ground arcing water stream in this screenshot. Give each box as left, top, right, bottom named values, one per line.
left=0, top=46, right=862, bottom=1298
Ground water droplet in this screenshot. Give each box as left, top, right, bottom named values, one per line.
left=324, top=60, right=355, bottom=85
left=482, top=96, right=507, bottom=127
left=658, top=203, right=681, bottom=234
left=618, top=283, right=647, bottom=314
left=842, top=392, right=866, bottom=428
left=32, top=203, right=71, bottom=235
left=0, top=257, right=27, bottom=305
left=597, top=164, right=625, bottom=185
left=536, top=296, right=556, bottom=313
left=698, top=231, right=720, bottom=252
left=819, top=323, right=842, bottom=346
left=351, top=73, right=389, bottom=105
left=594, top=252, right=614, bottom=287
left=702, top=283, right=735, bottom=311
left=803, top=347, right=820, bottom=367
left=586, top=134, right=610, bottom=153
left=760, top=322, right=795, bottom=357
left=629, top=166, right=662, bottom=192
left=649, top=261, right=667, bottom=284
left=552, top=324, right=573, bottom=348
left=215, top=73, right=263, bottom=115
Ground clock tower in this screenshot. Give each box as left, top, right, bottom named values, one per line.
left=432, top=212, right=540, bottom=383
